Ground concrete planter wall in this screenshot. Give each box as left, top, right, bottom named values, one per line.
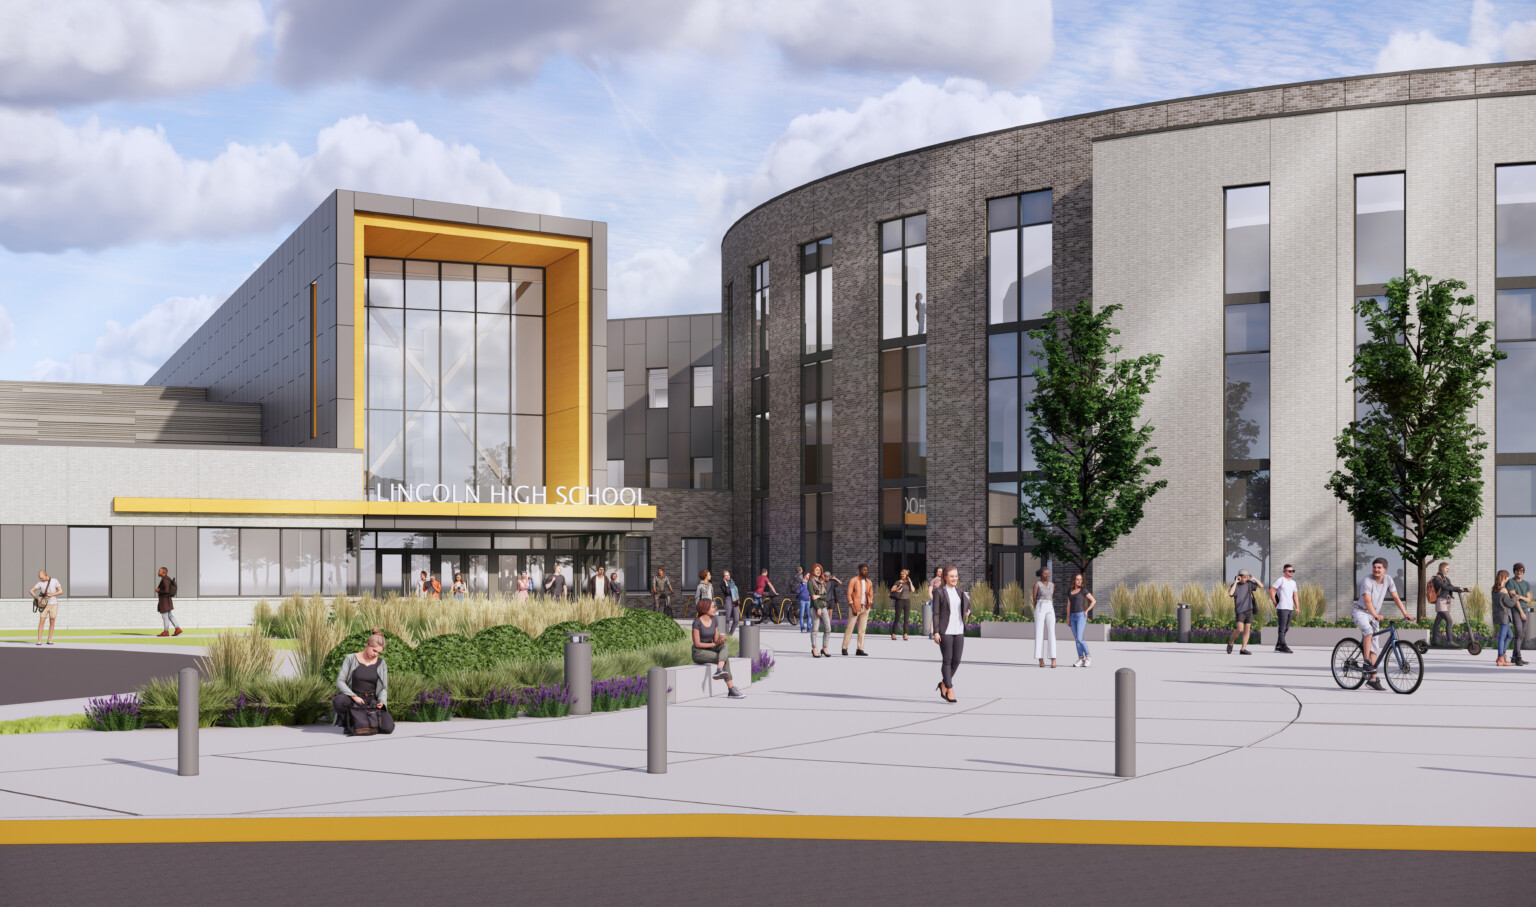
left=665, top=653, right=759, bottom=703
left=1278, top=626, right=1429, bottom=648
left=979, top=621, right=1112, bottom=641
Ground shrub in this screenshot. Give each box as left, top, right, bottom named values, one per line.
left=251, top=675, right=335, bottom=725
left=293, top=595, right=347, bottom=680
left=384, top=671, right=430, bottom=719
left=473, top=624, right=536, bottom=665
left=592, top=675, right=648, bottom=711
left=85, top=694, right=145, bottom=731
left=201, top=628, right=277, bottom=689
left=1111, top=583, right=1134, bottom=623
left=1254, top=585, right=1275, bottom=627
left=415, top=633, right=485, bottom=677
left=1155, top=584, right=1177, bottom=622
left=137, top=677, right=235, bottom=728
left=1210, top=583, right=1232, bottom=618
left=403, top=686, right=453, bottom=722
left=968, top=582, right=995, bottom=615
left=322, top=630, right=419, bottom=680
left=1000, top=582, right=1026, bottom=618
left=0, top=714, right=93, bottom=735
left=1180, top=582, right=1209, bottom=619
left=522, top=682, right=573, bottom=718
left=219, top=692, right=276, bottom=728
left=1132, top=582, right=1158, bottom=620
left=621, top=607, right=687, bottom=643
left=1465, top=586, right=1490, bottom=624
left=874, top=584, right=891, bottom=611
left=532, top=620, right=590, bottom=660
left=1299, top=582, right=1328, bottom=623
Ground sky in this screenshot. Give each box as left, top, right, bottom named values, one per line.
left=0, top=0, right=1533, bottom=385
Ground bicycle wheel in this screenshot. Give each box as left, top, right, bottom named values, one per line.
left=1383, top=640, right=1424, bottom=694
left=1331, top=638, right=1367, bottom=690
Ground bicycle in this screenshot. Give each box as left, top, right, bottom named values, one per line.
left=1331, top=621, right=1424, bottom=694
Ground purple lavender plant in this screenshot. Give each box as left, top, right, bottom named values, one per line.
left=85, top=694, right=145, bottom=731
left=408, top=686, right=453, bottom=722
left=220, top=692, right=274, bottom=728
left=522, top=682, right=574, bottom=718
left=471, top=685, right=519, bottom=719
left=592, top=674, right=648, bottom=711
left=751, top=650, right=776, bottom=681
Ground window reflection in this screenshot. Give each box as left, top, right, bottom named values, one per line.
left=1225, top=185, right=1270, bottom=295
left=1356, top=173, right=1405, bottom=286
left=1497, top=164, right=1536, bottom=279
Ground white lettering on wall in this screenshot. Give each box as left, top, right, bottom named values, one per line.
left=384, top=484, right=647, bottom=507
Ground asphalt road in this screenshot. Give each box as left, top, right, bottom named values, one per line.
left=0, top=645, right=199, bottom=706
left=0, top=840, right=1520, bottom=906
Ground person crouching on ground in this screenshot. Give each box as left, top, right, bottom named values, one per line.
left=334, top=629, right=395, bottom=736
left=155, top=566, right=181, bottom=637
left=693, top=598, right=744, bottom=699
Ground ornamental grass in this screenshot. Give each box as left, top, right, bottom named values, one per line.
left=200, top=628, right=277, bottom=689
left=1298, top=582, right=1328, bottom=623
left=999, top=582, right=1027, bottom=619
left=1111, top=583, right=1134, bottom=624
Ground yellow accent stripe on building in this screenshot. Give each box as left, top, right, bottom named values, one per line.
left=1, top=815, right=1532, bottom=850
left=112, top=497, right=655, bottom=520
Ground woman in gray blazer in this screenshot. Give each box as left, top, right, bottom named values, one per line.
left=930, top=566, right=970, bottom=703
left=334, top=629, right=395, bottom=735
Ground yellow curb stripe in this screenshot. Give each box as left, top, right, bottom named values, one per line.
left=2, top=816, right=1533, bottom=851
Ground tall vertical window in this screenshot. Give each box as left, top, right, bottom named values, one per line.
left=607, top=370, right=624, bottom=411
left=1496, top=164, right=1536, bottom=569
left=1353, top=173, right=1407, bottom=588
left=691, top=457, right=714, bottom=489
left=692, top=366, right=713, bottom=407
left=880, top=345, right=926, bottom=480
left=1224, top=185, right=1271, bottom=582
left=365, top=257, right=545, bottom=499
left=753, top=260, right=770, bottom=370
left=986, top=191, right=1053, bottom=585
left=802, top=361, right=833, bottom=486
left=803, top=491, right=833, bottom=572
left=880, top=214, right=928, bottom=340
left=802, top=239, right=833, bottom=356
left=987, top=190, right=1052, bottom=325
left=647, top=368, right=668, bottom=408
left=310, top=281, right=318, bottom=439
left=752, top=376, right=769, bottom=493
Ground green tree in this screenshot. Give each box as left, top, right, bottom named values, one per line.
left=1327, top=270, right=1503, bottom=619
left=1018, top=300, right=1166, bottom=582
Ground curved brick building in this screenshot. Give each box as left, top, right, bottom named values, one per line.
left=721, top=62, right=1536, bottom=612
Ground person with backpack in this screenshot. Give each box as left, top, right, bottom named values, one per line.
left=155, top=567, right=181, bottom=637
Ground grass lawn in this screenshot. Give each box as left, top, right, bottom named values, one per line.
left=0, top=629, right=297, bottom=650
left=0, top=714, right=91, bottom=734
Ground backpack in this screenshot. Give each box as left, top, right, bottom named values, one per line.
left=166, top=576, right=178, bottom=597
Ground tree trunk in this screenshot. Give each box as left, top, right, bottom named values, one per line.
left=1415, top=558, right=1428, bottom=622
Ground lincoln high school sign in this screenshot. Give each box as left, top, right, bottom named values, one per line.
left=386, top=484, right=649, bottom=507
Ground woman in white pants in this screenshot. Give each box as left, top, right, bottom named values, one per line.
left=1033, top=568, right=1057, bottom=668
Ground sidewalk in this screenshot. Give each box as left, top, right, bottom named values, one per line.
left=0, top=627, right=1531, bottom=827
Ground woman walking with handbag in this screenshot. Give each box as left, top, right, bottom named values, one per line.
left=808, top=563, right=832, bottom=658
left=1033, top=568, right=1056, bottom=668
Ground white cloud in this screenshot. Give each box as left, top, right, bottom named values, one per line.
left=0, top=0, right=267, bottom=105
left=29, top=294, right=219, bottom=384
left=0, top=110, right=562, bottom=253
left=1098, top=27, right=1143, bottom=84
left=611, top=244, right=721, bottom=318
left=709, top=77, right=1045, bottom=224
left=1373, top=0, right=1536, bottom=73
left=273, top=0, right=1052, bottom=88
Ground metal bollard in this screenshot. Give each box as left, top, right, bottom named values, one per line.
left=177, top=666, right=199, bottom=777
left=739, top=621, right=761, bottom=664
left=647, top=665, right=667, bottom=774
left=921, top=602, right=933, bottom=637
left=1115, top=667, right=1135, bottom=778
left=1177, top=604, right=1191, bottom=644
left=565, top=632, right=592, bottom=716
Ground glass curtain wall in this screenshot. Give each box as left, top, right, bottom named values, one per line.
left=1496, top=164, right=1536, bottom=568
left=365, top=258, right=545, bottom=501
left=1352, top=173, right=1407, bottom=590
left=802, top=239, right=834, bottom=572
left=1224, top=185, right=1271, bottom=582
left=198, top=528, right=359, bottom=596
left=986, top=190, right=1052, bottom=588
left=879, top=214, right=928, bottom=584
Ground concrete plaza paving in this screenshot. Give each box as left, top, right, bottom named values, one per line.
left=0, top=626, right=1531, bottom=827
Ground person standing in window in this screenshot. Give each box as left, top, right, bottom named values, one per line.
left=931, top=565, right=969, bottom=703
left=695, top=569, right=714, bottom=616
left=650, top=567, right=674, bottom=615
left=1269, top=564, right=1298, bottom=654
left=842, top=564, right=873, bottom=656
left=889, top=569, right=914, bottom=641
left=155, top=567, right=181, bottom=638
left=914, top=292, right=926, bottom=334
left=1068, top=572, right=1096, bottom=668
left=808, top=563, right=832, bottom=658
left=1226, top=570, right=1259, bottom=656
left=31, top=569, right=61, bottom=646
left=1033, top=568, right=1056, bottom=668
left=450, top=572, right=468, bottom=600
left=516, top=570, right=531, bottom=601
left=609, top=571, right=625, bottom=602
left=587, top=568, right=607, bottom=599
left=543, top=568, right=567, bottom=600
left=416, top=570, right=429, bottom=598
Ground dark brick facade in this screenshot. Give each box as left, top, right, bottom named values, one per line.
left=719, top=61, right=1536, bottom=592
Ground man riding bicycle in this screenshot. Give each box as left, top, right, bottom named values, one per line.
left=753, top=568, right=778, bottom=621
left=1356, top=557, right=1411, bottom=691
